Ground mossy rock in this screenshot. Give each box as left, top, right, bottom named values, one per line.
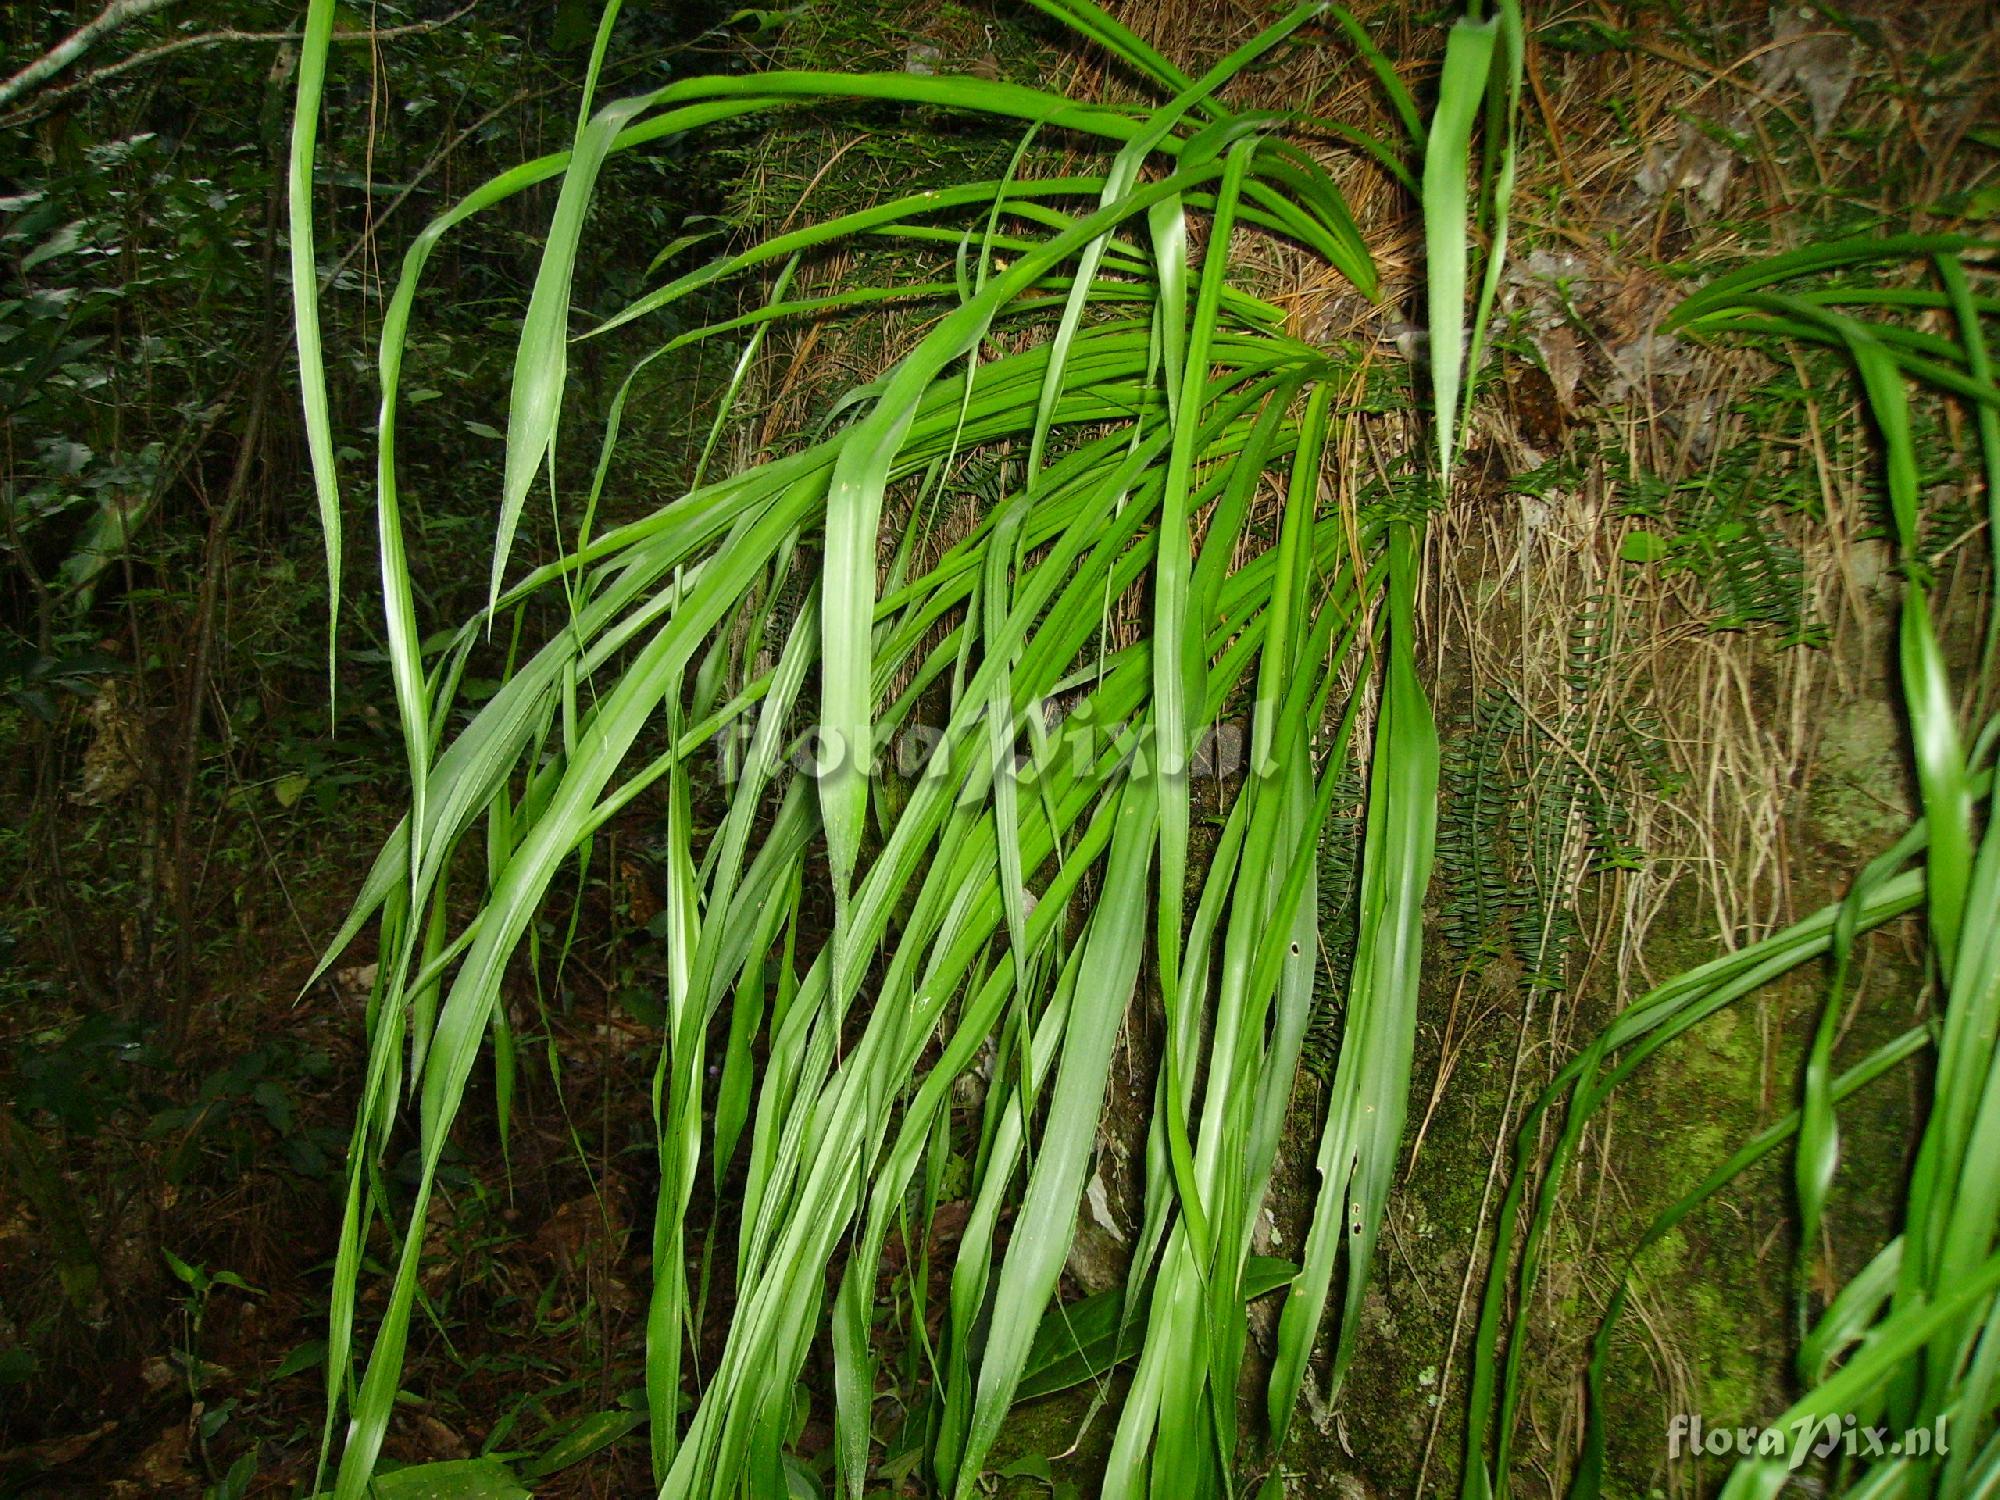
left=1807, top=697, right=1914, bottom=854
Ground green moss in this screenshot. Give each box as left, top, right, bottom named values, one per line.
left=1808, top=697, right=1915, bottom=854
left=1286, top=869, right=1889, bottom=1495
left=988, top=1380, right=1115, bottom=1496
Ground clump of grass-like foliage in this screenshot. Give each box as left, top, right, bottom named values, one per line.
left=288, top=2, right=2000, bottom=1497
left=287, top=2, right=1523, bottom=1492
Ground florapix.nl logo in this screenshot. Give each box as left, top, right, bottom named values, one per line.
left=1668, top=1412, right=1949, bottom=1469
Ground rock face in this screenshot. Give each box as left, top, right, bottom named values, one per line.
left=1808, top=696, right=1915, bottom=856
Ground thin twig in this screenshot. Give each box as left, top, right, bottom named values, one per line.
left=318, top=88, right=537, bottom=295
left=0, top=0, right=183, bottom=113
left=2, top=3, right=479, bottom=127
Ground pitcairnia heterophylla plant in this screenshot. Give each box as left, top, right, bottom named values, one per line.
left=288, top=0, right=1522, bottom=1493
left=1463, top=241, right=2000, bottom=1500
